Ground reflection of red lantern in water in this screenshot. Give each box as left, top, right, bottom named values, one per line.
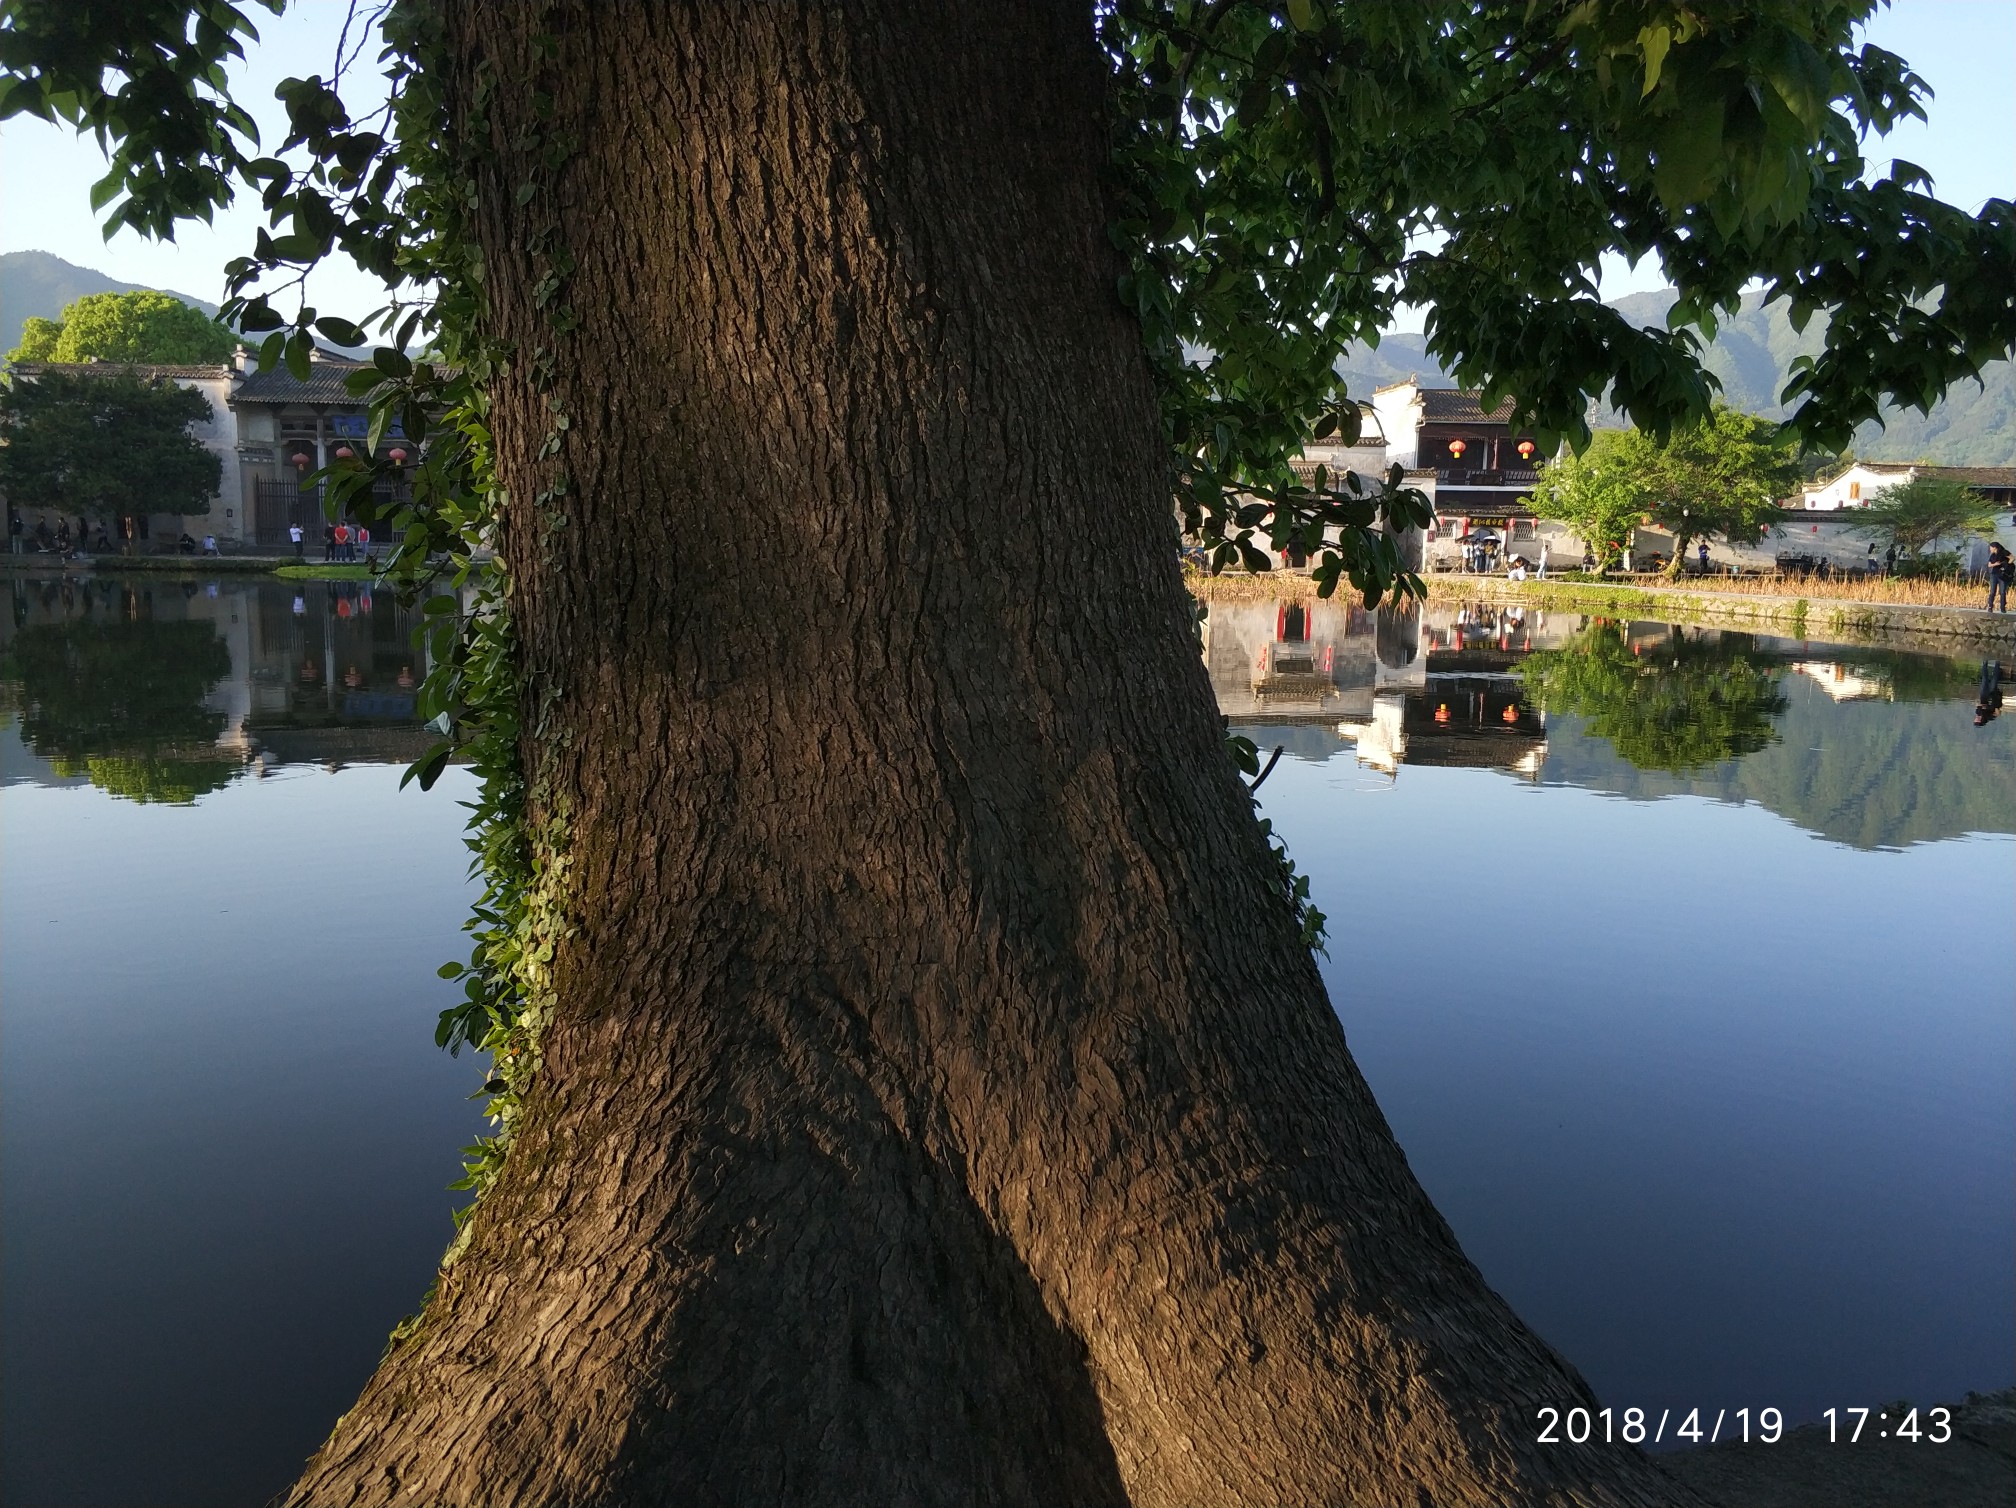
left=1434, top=703, right=1451, bottom=723
left=1502, top=704, right=1519, bottom=724
left=337, top=597, right=352, bottom=619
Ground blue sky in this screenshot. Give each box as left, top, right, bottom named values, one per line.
left=2, top=0, right=2011, bottom=331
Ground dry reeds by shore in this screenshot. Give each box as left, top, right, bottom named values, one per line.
left=1184, top=564, right=1993, bottom=611
left=1590, top=572, right=1991, bottom=609
left=1183, top=566, right=1323, bottom=602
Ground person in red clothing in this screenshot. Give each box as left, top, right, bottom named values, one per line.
left=333, top=523, right=352, bottom=562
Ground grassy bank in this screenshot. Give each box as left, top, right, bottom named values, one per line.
left=2, top=555, right=388, bottom=581
left=271, top=564, right=378, bottom=581
left=3, top=553, right=279, bottom=575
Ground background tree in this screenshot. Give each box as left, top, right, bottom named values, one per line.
left=1640, top=406, right=1801, bottom=574
left=0, top=370, right=221, bottom=532
left=1528, top=428, right=1661, bottom=570
left=1843, top=472, right=2002, bottom=561
left=7, top=3, right=2015, bottom=1505
left=5, top=288, right=237, bottom=364
left=1521, top=622, right=1787, bottom=772
left=1529, top=407, right=1798, bottom=573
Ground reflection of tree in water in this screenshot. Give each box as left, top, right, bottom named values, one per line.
left=2, top=614, right=238, bottom=803
left=1520, top=622, right=1786, bottom=773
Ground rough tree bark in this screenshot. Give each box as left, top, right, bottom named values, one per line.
left=286, top=4, right=1697, bottom=1504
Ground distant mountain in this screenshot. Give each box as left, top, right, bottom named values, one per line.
left=1334, top=331, right=1455, bottom=398
left=1604, top=287, right=2015, bottom=465
left=1335, top=288, right=2014, bottom=466
left=1, top=251, right=220, bottom=356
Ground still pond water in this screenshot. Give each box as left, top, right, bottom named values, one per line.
left=3, top=575, right=2012, bottom=1507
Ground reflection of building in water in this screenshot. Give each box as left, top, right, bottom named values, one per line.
left=1384, top=675, right=1547, bottom=778
left=1202, top=596, right=1426, bottom=724
left=1203, top=596, right=1550, bottom=779
left=1791, top=662, right=1891, bottom=702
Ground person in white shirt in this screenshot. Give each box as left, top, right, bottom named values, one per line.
left=289, top=522, right=305, bottom=559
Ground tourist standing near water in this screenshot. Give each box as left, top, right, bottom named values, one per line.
left=1987, top=542, right=2012, bottom=613
left=289, top=523, right=304, bottom=559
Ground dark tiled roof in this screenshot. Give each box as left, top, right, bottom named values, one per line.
left=1927, top=465, right=2016, bottom=488
left=1812, top=463, right=2016, bottom=489
left=1417, top=388, right=1517, bottom=423
left=11, top=361, right=230, bottom=380
left=1288, top=457, right=1385, bottom=484
left=232, top=359, right=376, bottom=404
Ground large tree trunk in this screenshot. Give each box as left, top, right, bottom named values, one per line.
left=286, top=5, right=1694, bottom=1504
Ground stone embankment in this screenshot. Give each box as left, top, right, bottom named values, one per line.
left=1425, top=576, right=2016, bottom=650
left=1661, top=1387, right=2016, bottom=1508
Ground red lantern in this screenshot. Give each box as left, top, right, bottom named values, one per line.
left=291, top=452, right=311, bottom=471
left=1448, top=439, right=1467, bottom=459
left=1517, top=439, right=1536, bottom=460
left=335, top=445, right=355, bottom=460
left=388, top=447, right=409, bottom=466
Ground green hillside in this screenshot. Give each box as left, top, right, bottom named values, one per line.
left=0, top=251, right=218, bottom=358
left=12, top=250, right=2008, bottom=462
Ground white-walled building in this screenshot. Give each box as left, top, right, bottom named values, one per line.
left=1795, top=460, right=2016, bottom=513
